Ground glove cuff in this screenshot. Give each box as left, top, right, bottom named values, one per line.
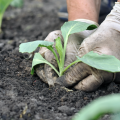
left=74, top=19, right=99, bottom=27
left=115, top=2, right=120, bottom=4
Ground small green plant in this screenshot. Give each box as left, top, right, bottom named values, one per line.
left=0, top=0, right=23, bottom=31
left=72, top=94, right=120, bottom=120
left=19, top=21, right=120, bottom=77
left=0, top=0, right=13, bottom=30
left=19, top=21, right=96, bottom=76
left=10, top=0, right=23, bottom=8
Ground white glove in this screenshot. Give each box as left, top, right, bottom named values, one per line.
left=56, top=2, right=120, bottom=92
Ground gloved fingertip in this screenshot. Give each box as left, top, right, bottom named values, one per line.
left=48, top=84, right=54, bottom=88
left=55, top=76, right=65, bottom=85
left=55, top=75, right=70, bottom=88
left=47, top=78, right=55, bottom=87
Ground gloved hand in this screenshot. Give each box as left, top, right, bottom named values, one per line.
left=56, top=2, right=120, bottom=92
left=35, top=20, right=99, bottom=87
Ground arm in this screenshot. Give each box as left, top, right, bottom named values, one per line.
left=67, top=0, right=101, bottom=23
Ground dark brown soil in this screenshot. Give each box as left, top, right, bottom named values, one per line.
left=0, top=0, right=120, bottom=120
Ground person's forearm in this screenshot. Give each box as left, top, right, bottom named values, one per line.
left=67, top=0, right=101, bottom=23
left=118, top=0, right=120, bottom=2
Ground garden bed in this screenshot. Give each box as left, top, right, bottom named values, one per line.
left=0, top=0, right=120, bottom=120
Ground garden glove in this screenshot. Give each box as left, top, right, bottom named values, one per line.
left=35, top=20, right=99, bottom=87
left=56, top=2, right=120, bottom=92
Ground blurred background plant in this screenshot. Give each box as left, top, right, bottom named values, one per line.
left=0, top=0, right=23, bottom=32
left=10, top=0, right=23, bottom=8
left=72, top=94, right=120, bottom=120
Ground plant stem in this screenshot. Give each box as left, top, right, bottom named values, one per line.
left=47, top=62, right=60, bottom=76
left=0, top=28, right=2, bottom=34
left=0, top=13, right=3, bottom=30
left=48, top=48, right=61, bottom=73
left=60, top=36, right=69, bottom=75
left=61, top=59, right=81, bottom=76
left=49, top=48, right=59, bottom=65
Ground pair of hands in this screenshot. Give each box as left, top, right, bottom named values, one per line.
left=36, top=3, right=120, bottom=92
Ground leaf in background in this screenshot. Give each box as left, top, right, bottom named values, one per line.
left=10, top=0, right=23, bottom=8
left=77, top=51, right=120, bottom=72
left=55, top=37, right=63, bottom=62
left=72, top=94, right=120, bottom=120
left=31, top=53, right=59, bottom=76
left=19, top=40, right=54, bottom=53
left=0, top=0, right=13, bottom=28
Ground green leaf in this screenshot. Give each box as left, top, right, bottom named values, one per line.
left=59, top=21, right=97, bottom=76
left=61, top=21, right=97, bottom=42
left=77, top=51, right=120, bottom=72
left=31, top=53, right=59, bottom=76
left=19, top=40, right=54, bottom=53
left=55, top=37, right=64, bottom=75
left=10, top=0, right=23, bottom=8
left=72, top=94, right=120, bottom=120
left=55, top=37, right=63, bottom=62
left=0, top=0, right=13, bottom=28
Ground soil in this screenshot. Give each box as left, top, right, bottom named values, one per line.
left=0, top=0, right=120, bottom=120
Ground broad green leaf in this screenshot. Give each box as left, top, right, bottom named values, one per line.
left=72, top=94, right=120, bottom=120
left=19, top=40, right=54, bottom=53
left=60, top=21, right=97, bottom=75
left=31, top=53, right=59, bottom=76
left=61, top=21, right=97, bottom=43
left=10, top=0, right=23, bottom=8
left=55, top=37, right=63, bottom=62
left=77, top=51, right=120, bottom=72
left=0, top=0, right=13, bottom=28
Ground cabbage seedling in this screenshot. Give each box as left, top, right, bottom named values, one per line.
left=19, top=21, right=120, bottom=77
left=19, top=21, right=97, bottom=76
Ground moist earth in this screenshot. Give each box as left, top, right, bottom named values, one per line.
left=0, top=0, right=120, bottom=120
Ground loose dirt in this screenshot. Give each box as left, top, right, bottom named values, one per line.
left=0, top=0, right=119, bottom=120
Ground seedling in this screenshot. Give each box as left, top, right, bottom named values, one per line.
left=19, top=21, right=120, bottom=77
left=0, top=0, right=13, bottom=30
left=0, top=0, right=23, bottom=31
left=10, top=0, right=23, bottom=8
left=19, top=21, right=96, bottom=76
